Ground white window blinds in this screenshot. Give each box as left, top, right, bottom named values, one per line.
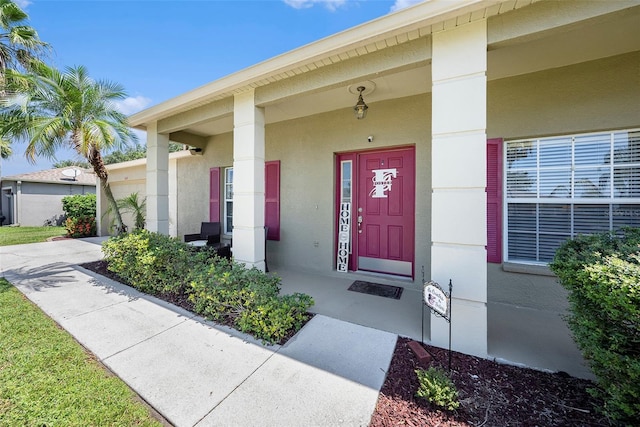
left=505, top=129, right=640, bottom=263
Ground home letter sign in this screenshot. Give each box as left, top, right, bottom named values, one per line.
left=336, top=202, right=351, bottom=272
left=369, top=168, right=398, bottom=198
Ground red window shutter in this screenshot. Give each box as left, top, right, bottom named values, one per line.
left=209, top=167, right=220, bottom=222
left=265, top=160, right=280, bottom=241
left=486, top=139, right=503, bottom=263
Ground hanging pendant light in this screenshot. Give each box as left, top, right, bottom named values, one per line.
left=353, top=86, right=368, bottom=120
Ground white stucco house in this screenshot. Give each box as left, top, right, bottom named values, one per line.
left=99, top=0, right=640, bottom=376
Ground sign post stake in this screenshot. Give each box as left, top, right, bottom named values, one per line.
left=423, top=279, right=453, bottom=372
left=421, top=266, right=425, bottom=345
left=448, top=279, right=452, bottom=372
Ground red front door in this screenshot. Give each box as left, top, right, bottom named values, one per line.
left=355, top=147, right=415, bottom=277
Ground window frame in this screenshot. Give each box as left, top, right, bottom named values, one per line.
left=224, top=167, right=233, bottom=235
left=503, top=128, right=640, bottom=265
left=340, top=159, right=353, bottom=255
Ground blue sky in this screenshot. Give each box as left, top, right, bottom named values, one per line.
left=2, top=0, right=423, bottom=177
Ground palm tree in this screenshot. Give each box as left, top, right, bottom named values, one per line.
left=0, top=0, right=48, bottom=73
left=0, top=0, right=48, bottom=175
left=117, top=192, right=146, bottom=231
left=0, top=137, right=9, bottom=158
left=0, top=63, right=136, bottom=233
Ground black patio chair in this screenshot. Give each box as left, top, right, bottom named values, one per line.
left=184, top=222, right=222, bottom=248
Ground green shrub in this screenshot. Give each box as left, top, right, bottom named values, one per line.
left=102, top=230, right=314, bottom=344
left=65, top=216, right=96, bottom=237
left=550, top=228, right=640, bottom=424
left=415, top=367, right=459, bottom=411
left=62, top=194, right=96, bottom=219
left=188, top=261, right=313, bottom=344
left=237, top=293, right=314, bottom=343
left=188, top=261, right=280, bottom=323
left=102, top=230, right=210, bottom=295
left=62, top=194, right=97, bottom=238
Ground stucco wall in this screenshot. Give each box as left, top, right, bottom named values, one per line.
left=11, top=181, right=94, bottom=226
left=488, top=51, right=639, bottom=140
left=169, top=94, right=431, bottom=280
left=487, top=52, right=640, bottom=311
left=265, top=93, right=431, bottom=282
left=106, top=53, right=638, bottom=311
left=175, top=133, right=234, bottom=238
left=107, top=163, right=146, bottom=232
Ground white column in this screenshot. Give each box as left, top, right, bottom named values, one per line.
left=96, top=183, right=108, bottom=236
left=168, top=157, right=178, bottom=237
left=146, top=121, right=170, bottom=235
left=431, top=19, right=488, bottom=358
left=16, top=180, right=21, bottom=225
left=233, top=89, right=266, bottom=270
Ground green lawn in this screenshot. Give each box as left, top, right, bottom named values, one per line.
left=0, top=226, right=66, bottom=246
left=0, top=278, right=162, bottom=426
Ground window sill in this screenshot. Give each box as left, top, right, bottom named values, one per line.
left=502, top=262, right=556, bottom=277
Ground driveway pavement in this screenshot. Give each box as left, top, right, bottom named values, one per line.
left=0, top=238, right=397, bottom=426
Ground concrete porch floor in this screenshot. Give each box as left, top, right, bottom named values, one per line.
left=274, top=267, right=593, bottom=380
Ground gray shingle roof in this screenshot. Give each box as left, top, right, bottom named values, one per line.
left=2, top=167, right=97, bottom=186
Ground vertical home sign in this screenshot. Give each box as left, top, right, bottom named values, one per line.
left=337, top=202, right=351, bottom=272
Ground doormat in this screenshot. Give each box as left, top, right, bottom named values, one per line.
left=348, top=281, right=403, bottom=300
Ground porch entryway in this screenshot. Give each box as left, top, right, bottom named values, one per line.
left=275, top=268, right=592, bottom=379
left=336, top=146, right=416, bottom=278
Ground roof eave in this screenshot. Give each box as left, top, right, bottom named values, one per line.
left=129, top=0, right=499, bottom=127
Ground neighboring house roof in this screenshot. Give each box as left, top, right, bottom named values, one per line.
left=1, top=167, right=97, bottom=186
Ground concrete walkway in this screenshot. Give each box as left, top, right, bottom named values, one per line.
left=0, top=238, right=397, bottom=427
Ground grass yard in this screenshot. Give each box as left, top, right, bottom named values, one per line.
left=0, top=226, right=66, bottom=246
left=0, top=278, right=162, bottom=426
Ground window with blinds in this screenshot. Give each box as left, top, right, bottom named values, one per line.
left=505, top=129, right=640, bottom=263
left=224, top=167, right=233, bottom=234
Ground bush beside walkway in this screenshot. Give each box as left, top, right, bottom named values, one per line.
left=102, top=230, right=313, bottom=344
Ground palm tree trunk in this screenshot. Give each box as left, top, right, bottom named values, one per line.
left=89, top=148, right=126, bottom=234
left=102, top=180, right=126, bottom=234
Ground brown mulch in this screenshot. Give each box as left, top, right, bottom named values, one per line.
left=81, top=260, right=198, bottom=316
left=370, top=337, right=608, bottom=427
left=81, top=260, right=606, bottom=426
left=79, top=260, right=306, bottom=343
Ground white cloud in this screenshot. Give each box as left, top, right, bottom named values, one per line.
left=283, top=0, right=348, bottom=12
left=14, top=0, right=32, bottom=10
left=114, top=95, right=152, bottom=116
left=390, top=0, right=424, bottom=13
left=131, top=128, right=147, bottom=146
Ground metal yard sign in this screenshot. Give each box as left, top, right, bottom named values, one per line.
left=420, top=272, right=453, bottom=371
left=424, top=282, right=448, bottom=318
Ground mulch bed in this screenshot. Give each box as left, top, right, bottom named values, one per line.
left=370, top=337, right=607, bottom=427
left=79, top=260, right=305, bottom=344
left=81, top=260, right=606, bottom=426
left=81, top=260, right=193, bottom=308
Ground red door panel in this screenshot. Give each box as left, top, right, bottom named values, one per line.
left=356, top=147, right=415, bottom=277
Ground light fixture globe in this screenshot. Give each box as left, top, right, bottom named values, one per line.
left=353, top=86, right=368, bottom=120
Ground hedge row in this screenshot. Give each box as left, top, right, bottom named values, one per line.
left=102, top=230, right=313, bottom=344
left=550, top=228, right=640, bottom=424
